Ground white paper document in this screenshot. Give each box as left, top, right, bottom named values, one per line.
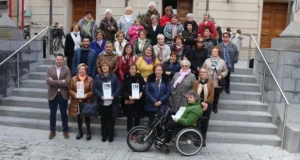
left=76, top=82, right=85, bottom=98
left=172, top=107, right=186, bottom=120
left=103, top=82, right=112, bottom=99
left=131, top=83, right=140, bottom=99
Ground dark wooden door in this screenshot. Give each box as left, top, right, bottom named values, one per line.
left=177, top=0, right=193, bottom=24
left=72, top=0, right=96, bottom=25
left=260, top=3, right=288, bottom=48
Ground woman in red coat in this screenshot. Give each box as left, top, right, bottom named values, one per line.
left=197, top=11, right=217, bottom=38
left=160, top=6, right=173, bottom=27
left=118, top=43, right=139, bottom=82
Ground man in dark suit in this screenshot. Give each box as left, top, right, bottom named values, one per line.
left=46, top=53, right=71, bottom=139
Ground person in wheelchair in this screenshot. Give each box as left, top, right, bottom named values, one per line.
left=165, top=91, right=207, bottom=144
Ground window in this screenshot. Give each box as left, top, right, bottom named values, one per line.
left=0, top=0, right=8, bottom=8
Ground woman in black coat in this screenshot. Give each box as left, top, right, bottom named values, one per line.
left=64, top=24, right=86, bottom=69
left=122, top=64, right=145, bottom=132
left=146, top=15, right=163, bottom=46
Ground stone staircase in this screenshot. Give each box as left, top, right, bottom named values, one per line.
left=0, top=58, right=281, bottom=146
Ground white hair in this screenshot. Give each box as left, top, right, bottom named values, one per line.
left=157, top=34, right=165, bottom=39
left=180, top=60, right=191, bottom=67
left=203, top=11, right=211, bottom=19
left=186, top=13, right=194, bottom=19
left=105, top=9, right=112, bottom=15
left=125, top=6, right=133, bottom=13
left=148, top=2, right=156, bottom=7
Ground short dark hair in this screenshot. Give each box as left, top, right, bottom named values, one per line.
left=82, top=36, right=90, bottom=42
left=203, top=27, right=212, bottom=33
left=138, top=29, right=148, bottom=37
left=85, top=11, right=92, bottom=15
left=173, top=35, right=184, bottom=43
left=223, top=32, right=231, bottom=38
left=55, top=53, right=64, bottom=58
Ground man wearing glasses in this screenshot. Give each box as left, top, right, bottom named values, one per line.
left=217, top=32, right=239, bottom=94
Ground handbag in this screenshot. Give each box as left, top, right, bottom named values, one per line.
left=79, top=102, right=100, bottom=117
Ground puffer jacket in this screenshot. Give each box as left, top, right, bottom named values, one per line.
left=117, top=54, right=139, bottom=82
left=72, top=48, right=97, bottom=78
left=177, top=102, right=203, bottom=127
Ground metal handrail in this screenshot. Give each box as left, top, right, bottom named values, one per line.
left=0, top=26, right=50, bottom=66
left=249, top=34, right=290, bottom=150
left=0, top=26, right=50, bottom=88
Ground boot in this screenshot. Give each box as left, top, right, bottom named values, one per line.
left=85, top=117, right=91, bottom=141
left=76, top=116, right=83, bottom=140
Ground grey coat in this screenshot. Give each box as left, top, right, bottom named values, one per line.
left=217, top=42, right=239, bottom=72
left=170, top=72, right=196, bottom=112
left=118, top=14, right=135, bottom=39
left=77, top=17, right=98, bottom=40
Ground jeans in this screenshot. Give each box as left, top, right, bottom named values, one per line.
left=48, top=93, right=68, bottom=132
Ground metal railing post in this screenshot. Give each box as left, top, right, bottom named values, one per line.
left=17, top=53, right=20, bottom=88
left=248, top=37, right=252, bottom=67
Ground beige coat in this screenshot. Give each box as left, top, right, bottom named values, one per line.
left=202, top=58, right=228, bottom=88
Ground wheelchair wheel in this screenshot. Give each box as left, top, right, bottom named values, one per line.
left=127, top=126, right=154, bottom=152
left=175, top=127, right=203, bottom=156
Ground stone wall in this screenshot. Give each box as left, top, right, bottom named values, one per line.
left=254, top=48, right=300, bottom=104
left=0, top=40, right=43, bottom=102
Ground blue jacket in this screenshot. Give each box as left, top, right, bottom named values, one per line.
left=72, top=48, right=97, bottom=78
left=163, top=60, right=181, bottom=80
left=93, top=73, right=120, bottom=106
left=90, top=40, right=106, bottom=55
left=145, top=73, right=171, bottom=112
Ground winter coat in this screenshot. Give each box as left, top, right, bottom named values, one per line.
left=198, top=20, right=217, bottom=38
left=160, top=15, right=171, bottom=27
left=93, top=73, right=120, bottom=119
left=144, top=9, right=161, bottom=28
left=153, top=44, right=171, bottom=62
left=117, top=54, right=139, bottom=82
left=189, top=47, right=209, bottom=73
left=162, top=60, right=181, bottom=80
left=183, top=20, right=198, bottom=33
left=203, top=37, right=217, bottom=57
left=170, top=45, right=190, bottom=60
left=72, top=48, right=97, bottom=78
left=136, top=57, right=160, bottom=81
left=170, top=72, right=196, bottom=112
left=68, top=75, right=94, bottom=117
left=146, top=24, right=164, bottom=45
left=202, top=58, right=228, bottom=88
left=122, top=73, right=145, bottom=117
left=114, top=39, right=128, bottom=56
left=118, top=14, right=135, bottom=39
left=96, top=51, right=119, bottom=74
left=182, top=31, right=198, bottom=47
left=133, top=38, right=152, bottom=56
left=231, top=33, right=244, bottom=51
left=164, top=23, right=184, bottom=45
left=90, top=40, right=106, bottom=55
left=177, top=102, right=203, bottom=127
left=145, top=73, right=171, bottom=112
left=64, top=32, right=86, bottom=59
left=128, top=25, right=145, bottom=45
left=77, top=17, right=98, bottom=40
left=193, top=79, right=214, bottom=104
left=217, top=42, right=239, bottom=72
left=99, top=17, right=119, bottom=42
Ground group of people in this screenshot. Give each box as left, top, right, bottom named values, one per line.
left=47, top=2, right=240, bottom=147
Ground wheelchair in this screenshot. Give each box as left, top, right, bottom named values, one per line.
left=126, top=107, right=204, bottom=156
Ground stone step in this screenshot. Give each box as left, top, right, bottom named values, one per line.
left=230, top=83, right=260, bottom=92
left=220, top=91, right=261, bottom=101
left=42, top=59, right=67, bottom=65
left=0, top=115, right=280, bottom=146
left=36, top=65, right=52, bottom=72
left=218, top=100, right=268, bottom=112
left=234, top=68, right=253, bottom=75
left=12, top=88, right=48, bottom=98
left=230, top=74, right=257, bottom=84
left=207, top=132, right=280, bottom=146
left=20, top=80, right=48, bottom=89
left=210, top=110, right=272, bottom=123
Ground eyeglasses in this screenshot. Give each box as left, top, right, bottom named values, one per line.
left=197, top=41, right=203, bottom=43
left=182, top=65, right=189, bottom=68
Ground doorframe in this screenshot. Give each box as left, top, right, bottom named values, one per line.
left=161, top=0, right=196, bottom=18
left=64, top=0, right=73, bottom=34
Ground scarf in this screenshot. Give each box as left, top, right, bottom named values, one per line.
left=173, top=69, right=191, bottom=88
left=210, top=56, right=219, bottom=71
left=144, top=56, right=152, bottom=65
left=157, top=45, right=164, bottom=61
left=172, top=24, right=177, bottom=39
left=84, top=17, right=94, bottom=36
left=78, top=75, right=86, bottom=82
left=138, top=38, right=147, bottom=52
left=97, top=39, right=103, bottom=47
left=71, top=31, right=81, bottom=51
left=197, top=79, right=208, bottom=102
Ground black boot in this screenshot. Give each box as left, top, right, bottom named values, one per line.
left=213, top=106, right=218, bottom=114
left=76, top=116, right=83, bottom=140
left=85, top=117, right=91, bottom=141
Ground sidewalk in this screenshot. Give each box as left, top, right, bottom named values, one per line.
left=0, top=125, right=299, bottom=160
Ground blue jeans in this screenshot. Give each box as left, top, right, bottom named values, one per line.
left=48, top=93, right=68, bottom=132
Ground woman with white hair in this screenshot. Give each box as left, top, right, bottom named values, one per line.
left=146, top=15, right=163, bottom=45
left=197, top=11, right=217, bottom=38
left=99, top=9, right=119, bottom=42
left=153, top=34, right=171, bottom=62
left=144, top=2, right=161, bottom=28
left=118, top=6, right=135, bottom=40
left=170, top=59, right=196, bottom=112
left=183, top=13, right=198, bottom=33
